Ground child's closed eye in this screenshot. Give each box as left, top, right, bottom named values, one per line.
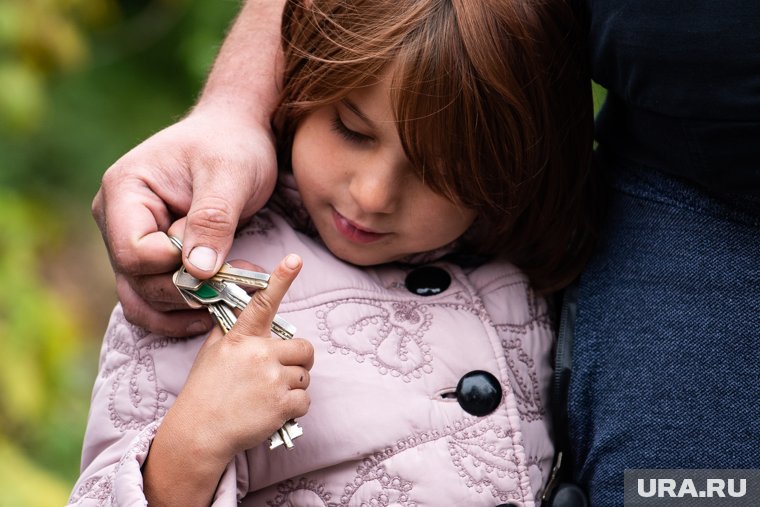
left=331, top=114, right=373, bottom=144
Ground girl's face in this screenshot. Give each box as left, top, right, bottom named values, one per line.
left=290, top=76, right=477, bottom=266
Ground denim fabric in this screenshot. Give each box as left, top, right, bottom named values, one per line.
left=568, top=159, right=760, bottom=506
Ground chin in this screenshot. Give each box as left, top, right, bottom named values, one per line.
left=324, top=243, right=393, bottom=267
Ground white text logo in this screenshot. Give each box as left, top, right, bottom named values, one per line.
left=637, top=479, right=747, bottom=499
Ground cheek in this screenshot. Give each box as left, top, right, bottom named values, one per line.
left=291, top=128, right=325, bottom=190
left=421, top=204, right=476, bottom=243
left=291, top=124, right=342, bottom=186
left=290, top=128, right=311, bottom=176
left=449, top=212, right=477, bottom=240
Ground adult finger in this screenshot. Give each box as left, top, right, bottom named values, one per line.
left=233, top=254, right=302, bottom=337
left=181, top=160, right=273, bottom=278
left=94, top=176, right=179, bottom=276
left=117, top=275, right=213, bottom=337
left=129, top=273, right=194, bottom=312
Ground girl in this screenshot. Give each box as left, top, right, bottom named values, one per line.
left=70, top=0, right=595, bottom=505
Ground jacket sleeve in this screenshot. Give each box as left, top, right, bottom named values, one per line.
left=67, top=305, right=246, bottom=506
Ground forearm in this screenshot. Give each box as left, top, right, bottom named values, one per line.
left=196, top=0, right=286, bottom=127
left=142, top=405, right=231, bottom=507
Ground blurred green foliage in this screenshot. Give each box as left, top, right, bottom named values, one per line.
left=0, top=193, right=88, bottom=507
left=0, top=0, right=239, bottom=504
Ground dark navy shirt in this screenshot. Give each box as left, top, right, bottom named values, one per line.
left=580, top=0, right=760, bottom=193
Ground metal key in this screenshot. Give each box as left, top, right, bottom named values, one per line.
left=173, top=266, right=204, bottom=292
left=209, top=302, right=236, bottom=333
left=214, top=264, right=269, bottom=289
left=175, top=280, right=234, bottom=332
left=172, top=271, right=203, bottom=309
left=178, top=282, right=240, bottom=333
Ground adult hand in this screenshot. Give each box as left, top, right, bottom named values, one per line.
left=92, top=103, right=278, bottom=337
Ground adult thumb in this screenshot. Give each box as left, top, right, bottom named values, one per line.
left=181, top=161, right=268, bottom=277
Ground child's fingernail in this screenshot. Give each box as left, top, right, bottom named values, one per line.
left=188, top=246, right=217, bottom=272
left=284, top=254, right=300, bottom=269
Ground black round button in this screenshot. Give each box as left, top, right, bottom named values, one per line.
left=404, top=266, right=451, bottom=296
left=455, top=370, right=502, bottom=416
left=495, top=504, right=520, bottom=507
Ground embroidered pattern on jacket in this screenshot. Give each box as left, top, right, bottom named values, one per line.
left=341, top=463, right=417, bottom=506
left=263, top=416, right=529, bottom=506
left=68, top=421, right=160, bottom=506
left=341, top=417, right=528, bottom=504
left=492, top=281, right=551, bottom=422
left=316, top=300, right=435, bottom=382
left=267, top=478, right=337, bottom=507
left=498, top=333, right=545, bottom=422
left=102, top=309, right=173, bottom=432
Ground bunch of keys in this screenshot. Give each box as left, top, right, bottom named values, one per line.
left=169, top=236, right=303, bottom=450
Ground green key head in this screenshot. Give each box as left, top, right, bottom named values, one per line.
left=194, top=283, right=220, bottom=299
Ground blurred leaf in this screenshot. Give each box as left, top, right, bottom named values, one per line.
left=0, top=63, right=46, bottom=132
left=0, top=191, right=92, bottom=486
left=68, top=0, right=121, bottom=29
left=0, top=3, right=23, bottom=44
left=0, top=437, right=71, bottom=507
left=0, top=194, right=75, bottom=418
left=32, top=10, right=90, bottom=70
left=592, top=80, right=607, bottom=116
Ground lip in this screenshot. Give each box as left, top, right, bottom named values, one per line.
left=332, top=209, right=389, bottom=244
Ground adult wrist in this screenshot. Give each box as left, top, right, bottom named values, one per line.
left=192, top=93, right=276, bottom=133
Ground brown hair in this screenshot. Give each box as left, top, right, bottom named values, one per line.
left=275, top=0, right=598, bottom=293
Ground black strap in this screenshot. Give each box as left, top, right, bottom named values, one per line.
left=552, top=281, right=577, bottom=471
left=541, top=282, right=589, bottom=506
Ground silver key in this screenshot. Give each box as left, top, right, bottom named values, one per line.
left=282, top=420, right=303, bottom=440
left=206, top=303, right=229, bottom=333
left=172, top=273, right=203, bottom=309
left=173, top=267, right=204, bottom=291
left=267, top=421, right=302, bottom=450
left=214, top=264, right=270, bottom=289
left=209, top=303, right=236, bottom=333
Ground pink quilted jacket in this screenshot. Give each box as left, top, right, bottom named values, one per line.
left=69, top=209, right=555, bottom=506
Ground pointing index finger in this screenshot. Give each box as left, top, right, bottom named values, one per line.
left=233, top=254, right=302, bottom=338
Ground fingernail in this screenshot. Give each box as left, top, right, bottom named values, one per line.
left=188, top=246, right=218, bottom=272
left=284, top=254, right=300, bottom=269
left=187, top=320, right=210, bottom=335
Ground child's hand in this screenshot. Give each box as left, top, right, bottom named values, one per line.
left=157, top=254, right=313, bottom=466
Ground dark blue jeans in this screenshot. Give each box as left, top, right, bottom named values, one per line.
left=568, top=160, right=760, bottom=505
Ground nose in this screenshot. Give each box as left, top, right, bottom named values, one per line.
left=348, top=154, right=406, bottom=215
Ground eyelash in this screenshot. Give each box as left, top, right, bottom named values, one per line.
left=331, top=114, right=372, bottom=144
